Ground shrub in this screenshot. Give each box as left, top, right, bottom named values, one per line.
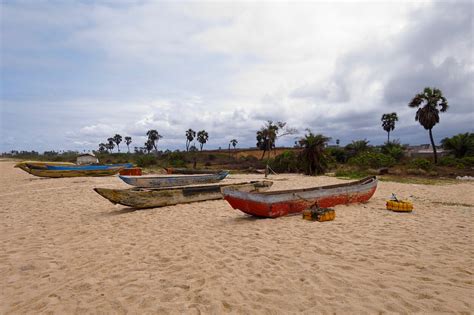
left=349, top=152, right=395, bottom=169
left=381, top=141, right=405, bottom=161
left=270, top=150, right=299, bottom=173
left=438, top=156, right=463, bottom=168
left=326, top=147, right=348, bottom=163
left=409, top=158, right=433, bottom=171
left=135, top=154, right=156, bottom=167
left=461, top=156, right=474, bottom=167
left=441, top=132, right=474, bottom=158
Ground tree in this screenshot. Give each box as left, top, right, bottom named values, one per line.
left=144, top=140, right=154, bottom=154
left=381, top=112, right=398, bottom=143
left=409, top=87, right=449, bottom=163
left=336, top=139, right=340, bottom=146
left=197, top=130, right=209, bottom=151
left=298, top=130, right=331, bottom=175
left=113, top=134, right=122, bottom=152
left=98, top=143, right=108, bottom=153
left=345, top=139, right=371, bottom=158
left=146, top=130, right=162, bottom=153
left=185, top=129, right=196, bottom=152
left=106, top=138, right=115, bottom=153
left=441, top=133, right=474, bottom=158
left=230, top=139, right=238, bottom=149
left=124, top=136, right=132, bottom=153
left=256, top=120, right=296, bottom=160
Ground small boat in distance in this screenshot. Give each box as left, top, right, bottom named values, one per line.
left=20, top=167, right=124, bottom=178
left=14, top=161, right=75, bottom=172
left=94, top=180, right=273, bottom=209
left=119, top=171, right=229, bottom=188
left=45, top=163, right=133, bottom=171
left=14, top=161, right=132, bottom=178
left=222, top=176, right=378, bottom=218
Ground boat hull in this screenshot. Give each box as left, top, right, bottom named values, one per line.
left=222, top=176, right=378, bottom=218
left=25, top=168, right=121, bottom=178
left=46, top=163, right=133, bottom=171
left=119, top=171, right=229, bottom=188
left=14, top=161, right=75, bottom=172
left=94, top=181, right=273, bottom=209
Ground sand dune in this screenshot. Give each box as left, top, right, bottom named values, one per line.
left=1, top=160, right=472, bottom=313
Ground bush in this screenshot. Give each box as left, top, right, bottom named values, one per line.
left=438, top=156, right=463, bottom=168
left=270, top=150, right=299, bottom=173
left=326, top=147, right=348, bottom=163
left=381, top=142, right=405, bottom=161
left=135, top=154, right=157, bottom=167
left=409, top=158, right=433, bottom=171
left=461, top=156, right=474, bottom=167
left=349, top=152, right=395, bottom=169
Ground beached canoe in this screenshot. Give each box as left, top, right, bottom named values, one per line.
left=20, top=167, right=122, bottom=178
left=119, top=171, right=229, bottom=188
left=45, top=163, right=133, bottom=171
left=222, top=176, right=378, bottom=218
left=14, top=161, right=75, bottom=172
left=94, top=180, right=273, bottom=209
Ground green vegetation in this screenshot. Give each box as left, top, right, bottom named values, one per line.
left=408, top=87, right=449, bottom=163
left=349, top=151, right=395, bottom=169
left=381, top=112, right=398, bottom=143
left=441, top=132, right=474, bottom=158
left=408, top=158, right=433, bottom=171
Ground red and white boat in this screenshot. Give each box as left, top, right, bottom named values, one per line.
left=222, top=176, right=378, bottom=218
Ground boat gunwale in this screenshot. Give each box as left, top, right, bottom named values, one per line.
left=119, top=170, right=229, bottom=180
left=224, top=176, right=376, bottom=196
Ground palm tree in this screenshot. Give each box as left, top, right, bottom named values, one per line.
left=336, top=139, right=340, bottom=147
left=441, top=133, right=474, bottom=158
left=107, top=138, right=115, bottom=153
left=146, top=130, right=162, bottom=153
left=185, top=129, right=196, bottom=152
left=409, top=87, right=449, bottom=163
left=256, top=121, right=295, bottom=160
left=230, top=139, right=238, bottom=149
left=197, top=130, right=209, bottom=151
left=124, top=136, right=132, bottom=153
left=98, top=143, right=107, bottom=153
left=113, top=134, right=122, bottom=152
left=298, top=130, right=331, bottom=175
left=144, top=140, right=154, bottom=154
left=381, top=112, right=398, bottom=143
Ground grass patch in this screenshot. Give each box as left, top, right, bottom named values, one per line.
left=379, top=175, right=457, bottom=185
left=334, top=169, right=369, bottom=179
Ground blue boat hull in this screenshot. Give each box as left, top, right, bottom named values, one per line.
left=46, top=163, right=133, bottom=171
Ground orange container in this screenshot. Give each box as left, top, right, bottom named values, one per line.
left=119, top=167, right=142, bottom=176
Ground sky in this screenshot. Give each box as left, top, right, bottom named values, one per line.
left=1, top=0, right=473, bottom=153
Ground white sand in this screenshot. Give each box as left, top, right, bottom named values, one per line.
left=1, top=160, right=472, bottom=313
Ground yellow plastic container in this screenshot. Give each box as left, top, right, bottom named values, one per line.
left=303, top=208, right=336, bottom=221
left=386, top=200, right=413, bottom=212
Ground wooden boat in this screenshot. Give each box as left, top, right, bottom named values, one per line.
left=23, top=167, right=122, bottom=178
left=119, top=171, right=229, bottom=188
left=222, top=176, right=378, bottom=218
left=94, top=181, right=273, bottom=209
left=45, top=163, right=133, bottom=171
left=165, top=168, right=223, bottom=175
left=14, top=161, right=75, bottom=172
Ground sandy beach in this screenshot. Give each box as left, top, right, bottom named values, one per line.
left=1, top=160, right=472, bottom=314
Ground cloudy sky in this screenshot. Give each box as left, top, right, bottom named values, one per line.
left=1, top=0, right=472, bottom=152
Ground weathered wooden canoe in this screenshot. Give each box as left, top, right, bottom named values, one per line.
left=14, top=161, right=75, bottom=172
left=222, top=176, right=378, bottom=218
left=21, top=167, right=122, bottom=178
left=45, top=163, right=133, bottom=171
left=119, top=171, right=229, bottom=188
left=94, top=180, right=273, bottom=209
